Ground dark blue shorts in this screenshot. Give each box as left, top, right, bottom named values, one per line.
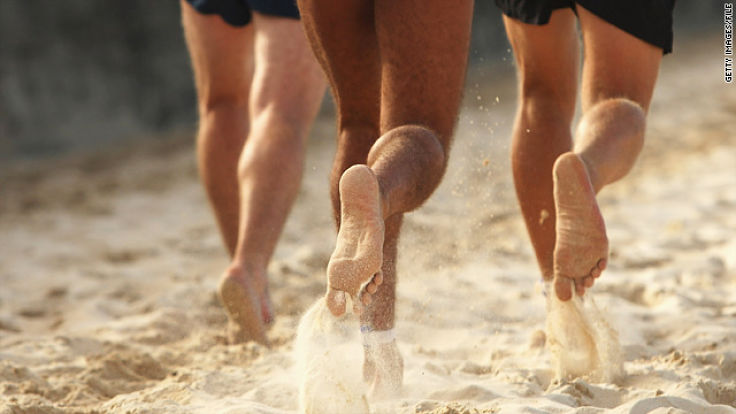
left=495, top=0, right=675, bottom=54
left=185, top=0, right=300, bottom=27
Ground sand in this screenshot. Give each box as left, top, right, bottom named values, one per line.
left=1, top=36, right=736, bottom=413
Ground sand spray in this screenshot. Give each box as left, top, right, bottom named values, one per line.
left=295, top=297, right=370, bottom=414
left=545, top=280, right=624, bottom=383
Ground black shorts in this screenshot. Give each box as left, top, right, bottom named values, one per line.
left=495, top=0, right=675, bottom=54
left=185, top=0, right=300, bottom=27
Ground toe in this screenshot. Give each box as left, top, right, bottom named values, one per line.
left=584, top=275, right=595, bottom=288
left=575, top=280, right=586, bottom=296
left=373, top=271, right=384, bottom=286
left=591, top=265, right=602, bottom=278
left=366, top=282, right=378, bottom=294
left=597, top=258, right=607, bottom=271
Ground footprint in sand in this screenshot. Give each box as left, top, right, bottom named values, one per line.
left=698, top=380, right=736, bottom=407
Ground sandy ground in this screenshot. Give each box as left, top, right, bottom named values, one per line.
left=1, top=35, right=735, bottom=413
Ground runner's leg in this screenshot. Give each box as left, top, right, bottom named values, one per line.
left=552, top=5, right=662, bottom=300
left=181, top=0, right=254, bottom=255
left=220, top=12, right=326, bottom=343
left=503, top=9, right=579, bottom=282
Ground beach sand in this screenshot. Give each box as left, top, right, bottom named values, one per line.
left=1, top=36, right=735, bottom=413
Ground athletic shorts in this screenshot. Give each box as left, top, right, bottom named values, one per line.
left=184, top=0, right=300, bottom=27
left=495, top=0, right=675, bottom=54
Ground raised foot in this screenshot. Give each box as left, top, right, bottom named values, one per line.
left=326, top=165, right=385, bottom=316
left=363, top=341, right=404, bottom=399
left=218, top=266, right=271, bottom=345
left=552, top=152, right=609, bottom=301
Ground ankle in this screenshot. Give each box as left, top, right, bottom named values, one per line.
left=361, top=326, right=396, bottom=348
left=224, top=261, right=267, bottom=284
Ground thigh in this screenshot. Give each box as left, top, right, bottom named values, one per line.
left=250, top=13, right=325, bottom=124
left=297, top=0, right=381, bottom=130
left=577, top=5, right=663, bottom=112
left=375, top=0, right=474, bottom=143
left=180, top=0, right=254, bottom=109
left=503, top=9, right=579, bottom=117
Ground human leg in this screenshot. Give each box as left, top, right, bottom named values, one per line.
left=299, top=0, right=384, bottom=313
left=350, top=0, right=474, bottom=380
left=552, top=5, right=662, bottom=300
left=305, top=0, right=474, bottom=317
left=299, top=0, right=391, bottom=396
left=334, top=0, right=474, bottom=319
left=502, top=9, right=579, bottom=281
left=219, top=12, right=326, bottom=344
left=299, top=0, right=473, bottom=396
left=359, top=0, right=474, bottom=395
left=181, top=0, right=254, bottom=255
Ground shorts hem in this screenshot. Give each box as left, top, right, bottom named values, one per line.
left=496, top=0, right=674, bottom=55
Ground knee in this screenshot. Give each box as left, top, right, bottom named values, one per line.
left=198, top=87, right=249, bottom=120
left=251, top=108, right=306, bottom=141
left=239, top=110, right=307, bottom=170
left=237, top=106, right=317, bottom=180
left=250, top=74, right=325, bottom=131
left=512, top=82, right=574, bottom=158
left=248, top=96, right=322, bottom=147
left=196, top=92, right=249, bottom=147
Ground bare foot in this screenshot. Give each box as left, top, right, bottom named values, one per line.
left=326, top=165, right=385, bottom=316
left=218, top=265, right=271, bottom=345
left=363, top=341, right=403, bottom=399
left=552, top=152, right=608, bottom=301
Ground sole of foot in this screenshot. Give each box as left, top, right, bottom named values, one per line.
left=552, top=152, right=608, bottom=301
left=326, top=165, right=385, bottom=316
